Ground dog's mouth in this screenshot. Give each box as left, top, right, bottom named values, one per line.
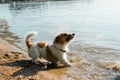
left=66, top=33, right=75, bottom=42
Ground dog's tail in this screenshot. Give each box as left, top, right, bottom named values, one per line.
left=25, top=31, right=38, bottom=48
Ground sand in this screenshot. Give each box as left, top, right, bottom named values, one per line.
left=0, top=38, right=120, bottom=80
left=0, top=39, right=65, bottom=80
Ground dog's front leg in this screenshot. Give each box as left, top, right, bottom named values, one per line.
left=59, top=54, right=72, bottom=67
left=60, top=59, right=72, bottom=67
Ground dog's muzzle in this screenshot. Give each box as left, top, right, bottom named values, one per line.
left=66, top=33, right=75, bottom=41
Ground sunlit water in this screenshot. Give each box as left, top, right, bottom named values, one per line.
left=0, top=0, right=120, bottom=79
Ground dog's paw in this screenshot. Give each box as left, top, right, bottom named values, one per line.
left=30, top=60, right=39, bottom=65
left=65, top=63, right=73, bottom=67
left=48, top=62, right=57, bottom=67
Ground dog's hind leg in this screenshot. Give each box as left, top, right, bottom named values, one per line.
left=28, top=48, right=40, bottom=64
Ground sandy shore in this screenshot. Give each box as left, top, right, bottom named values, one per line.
left=0, top=19, right=73, bottom=80
left=0, top=39, right=66, bottom=80
left=1, top=38, right=120, bottom=80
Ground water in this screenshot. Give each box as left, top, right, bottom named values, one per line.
left=0, top=0, right=120, bottom=79
left=0, top=0, right=120, bottom=50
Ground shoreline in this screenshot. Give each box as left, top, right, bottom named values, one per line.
left=0, top=38, right=120, bottom=80
left=0, top=39, right=65, bottom=80
left=0, top=20, right=120, bottom=80
left=0, top=19, right=120, bottom=80
left=0, top=19, right=71, bottom=80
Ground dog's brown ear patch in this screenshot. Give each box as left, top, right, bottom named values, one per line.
left=37, top=42, right=46, bottom=48
left=54, top=34, right=66, bottom=45
left=54, top=36, right=60, bottom=43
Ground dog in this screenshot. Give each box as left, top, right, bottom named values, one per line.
left=25, top=31, right=75, bottom=67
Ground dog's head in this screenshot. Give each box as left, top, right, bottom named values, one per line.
left=54, top=33, right=75, bottom=45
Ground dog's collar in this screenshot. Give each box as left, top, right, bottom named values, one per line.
left=53, top=45, right=66, bottom=53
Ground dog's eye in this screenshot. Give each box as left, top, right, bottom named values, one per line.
left=63, top=34, right=67, bottom=36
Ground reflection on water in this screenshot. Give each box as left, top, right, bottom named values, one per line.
left=0, top=0, right=120, bottom=55
left=9, top=1, right=47, bottom=10
left=0, top=19, right=20, bottom=46
left=4, top=0, right=120, bottom=50
left=0, top=0, right=120, bottom=60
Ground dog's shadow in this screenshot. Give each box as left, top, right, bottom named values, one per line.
left=0, top=60, right=65, bottom=77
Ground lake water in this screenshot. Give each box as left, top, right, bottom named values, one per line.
left=0, top=0, right=120, bottom=79
left=0, top=0, right=120, bottom=50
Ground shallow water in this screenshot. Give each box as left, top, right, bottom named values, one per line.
left=0, top=0, right=120, bottom=79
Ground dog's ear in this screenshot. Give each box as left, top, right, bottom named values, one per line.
left=54, top=36, right=60, bottom=43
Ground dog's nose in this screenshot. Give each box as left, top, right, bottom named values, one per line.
left=72, top=33, right=75, bottom=36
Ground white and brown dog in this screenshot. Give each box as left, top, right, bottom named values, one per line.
left=25, top=31, right=75, bottom=67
